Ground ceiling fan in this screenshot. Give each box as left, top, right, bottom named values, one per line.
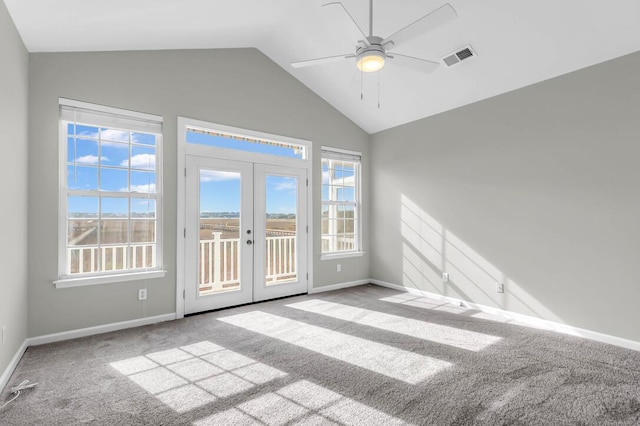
left=291, top=0, right=457, bottom=74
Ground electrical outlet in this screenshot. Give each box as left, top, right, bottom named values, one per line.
left=138, top=289, right=147, bottom=301
left=442, top=272, right=449, bottom=282
left=496, top=282, right=504, bottom=293
left=337, top=264, right=341, bottom=272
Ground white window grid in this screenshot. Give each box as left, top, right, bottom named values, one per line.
left=321, top=151, right=361, bottom=254
left=59, top=99, right=163, bottom=279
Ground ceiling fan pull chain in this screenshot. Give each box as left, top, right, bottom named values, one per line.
left=361, top=68, right=364, bottom=100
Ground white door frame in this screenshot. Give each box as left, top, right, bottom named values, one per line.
left=176, top=117, right=313, bottom=318
left=184, top=156, right=254, bottom=314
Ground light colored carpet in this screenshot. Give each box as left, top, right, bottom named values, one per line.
left=2, top=284, right=640, bottom=425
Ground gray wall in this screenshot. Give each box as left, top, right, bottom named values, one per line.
left=28, top=49, right=369, bottom=337
left=0, top=0, right=29, bottom=376
left=371, top=51, right=640, bottom=342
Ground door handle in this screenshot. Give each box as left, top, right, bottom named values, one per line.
left=247, top=240, right=253, bottom=245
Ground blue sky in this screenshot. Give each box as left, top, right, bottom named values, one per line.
left=200, top=173, right=298, bottom=215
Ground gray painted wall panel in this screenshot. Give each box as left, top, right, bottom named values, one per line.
left=0, top=0, right=29, bottom=376
left=371, top=51, right=640, bottom=341
left=28, top=49, right=369, bottom=337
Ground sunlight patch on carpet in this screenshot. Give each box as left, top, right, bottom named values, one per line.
left=218, top=311, right=452, bottom=384
left=287, top=299, right=501, bottom=351
left=109, top=341, right=287, bottom=414
left=194, top=379, right=405, bottom=426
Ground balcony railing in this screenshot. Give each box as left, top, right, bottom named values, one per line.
left=198, top=233, right=297, bottom=293
left=68, top=244, right=156, bottom=275
left=66, top=233, right=299, bottom=291
left=68, top=233, right=356, bottom=287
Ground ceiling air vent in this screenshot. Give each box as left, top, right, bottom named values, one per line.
left=442, top=45, right=476, bottom=67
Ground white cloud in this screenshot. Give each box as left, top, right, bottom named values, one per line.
left=274, top=179, right=297, bottom=191
left=101, top=129, right=130, bottom=142
left=76, top=155, right=108, bottom=164
left=273, top=178, right=298, bottom=191
left=120, top=184, right=157, bottom=193
left=121, top=154, right=156, bottom=169
left=200, top=170, right=240, bottom=182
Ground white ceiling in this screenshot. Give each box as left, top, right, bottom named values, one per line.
left=5, top=0, right=640, bottom=134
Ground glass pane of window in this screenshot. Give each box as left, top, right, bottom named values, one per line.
left=67, top=138, right=100, bottom=165
left=132, top=199, right=156, bottom=218
left=101, top=220, right=129, bottom=245
left=131, top=171, right=156, bottom=193
left=100, top=168, right=129, bottom=192
left=321, top=161, right=330, bottom=184
left=100, top=246, right=128, bottom=271
left=101, top=128, right=130, bottom=143
left=68, top=196, right=98, bottom=218
left=342, top=187, right=355, bottom=202
left=132, top=132, right=156, bottom=146
left=131, top=220, right=155, bottom=243
left=323, top=182, right=333, bottom=199
left=68, top=165, right=98, bottom=191
left=69, top=247, right=99, bottom=275
left=129, top=145, right=156, bottom=170
left=68, top=220, right=98, bottom=246
left=75, top=125, right=99, bottom=139
left=102, top=197, right=129, bottom=218
left=100, top=142, right=129, bottom=167
left=187, top=129, right=305, bottom=159
left=130, top=244, right=155, bottom=269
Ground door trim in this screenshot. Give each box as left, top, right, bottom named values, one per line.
left=176, top=116, right=313, bottom=318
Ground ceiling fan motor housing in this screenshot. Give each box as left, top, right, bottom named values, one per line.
left=356, top=36, right=386, bottom=72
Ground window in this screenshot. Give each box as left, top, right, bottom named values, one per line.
left=321, top=147, right=361, bottom=256
left=57, top=99, right=163, bottom=286
left=186, top=126, right=307, bottom=159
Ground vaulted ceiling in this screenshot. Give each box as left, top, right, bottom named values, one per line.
left=5, top=0, right=640, bottom=133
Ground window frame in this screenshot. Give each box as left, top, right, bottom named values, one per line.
left=54, top=99, right=166, bottom=288
left=320, top=146, right=364, bottom=259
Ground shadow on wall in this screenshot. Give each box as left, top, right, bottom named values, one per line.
left=400, top=194, right=562, bottom=324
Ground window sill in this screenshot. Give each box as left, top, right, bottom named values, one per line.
left=321, top=251, right=365, bottom=261
left=54, top=270, right=167, bottom=289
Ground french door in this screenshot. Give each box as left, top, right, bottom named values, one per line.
left=185, top=155, right=308, bottom=314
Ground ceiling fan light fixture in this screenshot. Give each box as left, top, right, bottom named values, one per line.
left=356, top=51, right=385, bottom=72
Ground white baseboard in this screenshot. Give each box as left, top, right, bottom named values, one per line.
left=27, top=313, right=177, bottom=347
left=0, top=340, right=28, bottom=393
left=309, top=279, right=370, bottom=294
left=371, top=279, right=640, bottom=352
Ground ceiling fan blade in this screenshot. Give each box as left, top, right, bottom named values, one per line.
left=322, top=2, right=370, bottom=46
left=388, top=53, right=439, bottom=73
left=291, top=54, right=354, bottom=69
left=382, top=3, right=457, bottom=49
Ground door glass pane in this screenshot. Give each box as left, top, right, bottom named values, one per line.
left=199, top=169, right=241, bottom=296
left=265, top=175, right=297, bottom=286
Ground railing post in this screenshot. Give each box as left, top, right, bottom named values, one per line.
left=213, top=232, right=222, bottom=290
